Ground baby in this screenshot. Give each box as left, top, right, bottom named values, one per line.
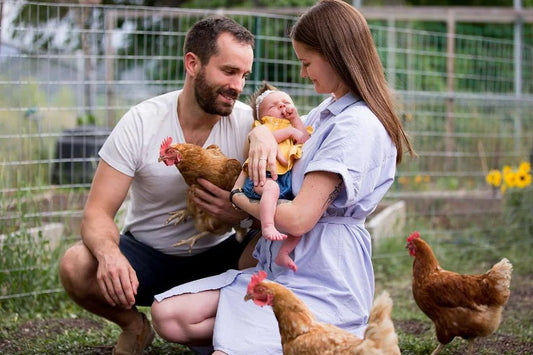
left=242, top=83, right=312, bottom=271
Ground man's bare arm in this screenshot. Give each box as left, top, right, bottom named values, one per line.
left=81, top=159, right=137, bottom=309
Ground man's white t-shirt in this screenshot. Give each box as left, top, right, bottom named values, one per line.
left=99, top=90, right=253, bottom=256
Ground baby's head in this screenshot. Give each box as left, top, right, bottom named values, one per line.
left=249, top=83, right=295, bottom=120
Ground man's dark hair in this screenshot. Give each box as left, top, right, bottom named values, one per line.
left=184, top=16, right=254, bottom=65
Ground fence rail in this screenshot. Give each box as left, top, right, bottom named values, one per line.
left=0, top=1, right=532, bottom=301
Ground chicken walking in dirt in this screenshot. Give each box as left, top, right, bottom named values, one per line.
left=245, top=270, right=401, bottom=355
left=159, top=137, right=249, bottom=252
left=406, top=231, right=512, bottom=355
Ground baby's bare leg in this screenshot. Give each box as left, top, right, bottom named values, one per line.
left=257, top=179, right=287, bottom=241
left=275, top=235, right=301, bottom=272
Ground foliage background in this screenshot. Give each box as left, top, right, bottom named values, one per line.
left=1, top=0, right=532, bottom=353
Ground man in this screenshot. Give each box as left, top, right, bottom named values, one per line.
left=59, top=16, right=257, bottom=354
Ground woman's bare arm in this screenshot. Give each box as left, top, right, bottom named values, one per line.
left=232, top=171, right=342, bottom=236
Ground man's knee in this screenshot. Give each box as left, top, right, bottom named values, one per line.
left=59, top=241, right=94, bottom=292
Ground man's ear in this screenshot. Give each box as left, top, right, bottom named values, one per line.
left=184, top=52, right=201, bottom=77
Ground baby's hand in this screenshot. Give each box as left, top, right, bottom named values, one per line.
left=291, top=130, right=308, bottom=144
left=282, top=105, right=298, bottom=120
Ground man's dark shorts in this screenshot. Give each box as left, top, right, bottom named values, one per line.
left=119, top=230, right=258, bottom=306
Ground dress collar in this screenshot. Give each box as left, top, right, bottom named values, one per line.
left=325, top=92, right=362, bottom=116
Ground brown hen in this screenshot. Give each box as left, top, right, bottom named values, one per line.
left=407, top=231, right=512, bottom=355
left=244, top=270, right=401, bottom=355
left=158, top=137, right=246, bottom=252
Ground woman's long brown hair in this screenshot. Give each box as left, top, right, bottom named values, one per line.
left=290, top=0, right=415, bottom=163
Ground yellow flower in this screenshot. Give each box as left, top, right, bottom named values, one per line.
left=502, top=165, right=513, bottom=175
left=398, top=176, right=409, bottom=185
left=414, top=175, right=423, bottom=184
left=503, top=171, right=518, bottom=188
left=515, top=171, right=532, bottom=188
left=518, top=161, right=531, bottom=173
left=424, top=175, right=430, bottom=183
left=486, top=169, right=502, bottom=187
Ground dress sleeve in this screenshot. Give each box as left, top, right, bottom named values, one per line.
left=305, top=109, right=393, bottom=208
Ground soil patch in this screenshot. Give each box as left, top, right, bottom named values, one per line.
left=0, top=318, right=108, bottom=354
left=1, top=275, right=532, bottom=354
left=394, top=274, right=533, bottom=354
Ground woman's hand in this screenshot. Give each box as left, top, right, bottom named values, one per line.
left=248, top=125, right=287, bottom=186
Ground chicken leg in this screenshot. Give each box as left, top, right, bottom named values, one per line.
left=431, top=343, right=444, bottom=355
left=172, top=231, right=209, bottom=253
left=165, top=209, right=190, bottom=225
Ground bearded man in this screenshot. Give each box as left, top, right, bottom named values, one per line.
left=59, top=17, right=259, bottom=355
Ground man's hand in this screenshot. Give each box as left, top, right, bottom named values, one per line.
left=96, top=250, right=138, bottom=309
left=193, top=178, right=249, bottom=225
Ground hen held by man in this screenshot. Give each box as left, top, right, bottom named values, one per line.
left=406, top=231, right=512, bottom=355
left=158, top=137, right=246, bottom=251
left=245, top=270, right=401, bottom=355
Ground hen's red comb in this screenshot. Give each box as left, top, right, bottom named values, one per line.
left=160, top=137, right=173, bottom=155
left=247, top=270, right=267, bottom=293
left=407, top=231, right=420, bottom=242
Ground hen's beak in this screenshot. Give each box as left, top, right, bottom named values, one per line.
left=244, top=293, right=252, bottom=302
left=158, top=156, right=163, bottom=162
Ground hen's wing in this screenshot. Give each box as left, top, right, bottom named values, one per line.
left=422, top=268, right=509, bottom=310
left=205, top=144, right=223, bottom=154
left=197, top=144, right=242, bottom=189
left=285, top=323, right=361, bottom=355
left=223, top=159, right=243, bottom=188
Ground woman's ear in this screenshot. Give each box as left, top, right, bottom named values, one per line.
left=184, top=52, right=200, bottom=77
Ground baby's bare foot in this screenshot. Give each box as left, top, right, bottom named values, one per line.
left=262, top=225, right=287, bottom=241
left=275, top=253, right=297, bottom=272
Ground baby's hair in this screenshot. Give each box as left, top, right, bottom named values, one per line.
left=248, top=82, right=279, bottom=120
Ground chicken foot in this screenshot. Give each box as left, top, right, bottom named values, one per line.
left=172, top=231, right=209, bottom=253
left=165, top=209, right=190, bottom=225
left=430, top=343, right=444, bottom=355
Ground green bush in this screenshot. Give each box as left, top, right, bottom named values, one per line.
left=504, top=186, right=533, bottom=236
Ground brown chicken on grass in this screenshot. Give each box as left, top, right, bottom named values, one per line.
left=158, top=137, right=246, bottom=252
left=406, top=231, right=512, bottom=355
left=244, top=270, right=401, bottom=355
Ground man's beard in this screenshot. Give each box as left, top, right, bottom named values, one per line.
left=194, top=68, right=239, bottom=116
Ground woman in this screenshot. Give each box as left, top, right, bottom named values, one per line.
left=151, top=1, right=415, bottom=353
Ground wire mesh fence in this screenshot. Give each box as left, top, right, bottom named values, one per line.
left=0, top=1, right=532, bottom=301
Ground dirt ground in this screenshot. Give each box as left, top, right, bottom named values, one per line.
left=398, top=273, right=533, bottom=354
left=397, top=322, right=533, bottom=355
left=1, top=276, right=532, bottom=354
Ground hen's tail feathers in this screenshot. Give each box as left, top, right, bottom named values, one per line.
left=489, top=258, right=513, bottom=294
left=359, top=291, right=401, bottom=355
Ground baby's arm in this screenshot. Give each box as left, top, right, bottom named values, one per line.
left=271, top=126, right=308, bottom=144
left=284, top=105, right=309, bottom=135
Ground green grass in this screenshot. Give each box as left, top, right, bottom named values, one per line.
left=1, top=190, right=532, bottom=354
left=0, top=303, right=193, bottom=354
left=373, top=221, right=533, bottom=355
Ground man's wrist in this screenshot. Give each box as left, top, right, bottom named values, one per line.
left=229, top=188, right=244, bottom=211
